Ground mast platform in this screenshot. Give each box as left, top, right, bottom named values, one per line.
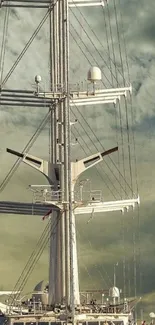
left=29, top=185, right=140, bottom=215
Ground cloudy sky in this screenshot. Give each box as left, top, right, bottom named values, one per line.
left=0, top=0, right=155, bottom=298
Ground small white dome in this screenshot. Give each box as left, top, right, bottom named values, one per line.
left=35, top=75, right=42, bottom=84
left=109, top=286, right=120, bottom=298
left=87, top=66, right=102, bottom=82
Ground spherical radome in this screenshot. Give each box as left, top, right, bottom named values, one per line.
left=35, top=75, right=42, bottom=83
left=87, top=66, right=102, bottom=82
left=109, top=286, right=120, bottom=298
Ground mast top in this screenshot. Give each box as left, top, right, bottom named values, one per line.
left=87, top=66, right=102, bottom=82
left=35, top=75, right=42, bottom=84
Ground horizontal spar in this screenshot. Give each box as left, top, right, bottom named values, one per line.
left=0, top=97, right=52, bottom=104
left=7, top=148, right=42, bottom=165
left=4, top=0, right=51, bottom=2
left=1, top=4, right=50, bottom=8
left=0, top=89, right=35, bottom=94
left=0, top=102, right=51, bottom=107
left=0, top=201, right=59, bottom=216
left=0, top=94, right=44, bottom=99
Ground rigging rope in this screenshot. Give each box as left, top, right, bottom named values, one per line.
left=113, top=0, right=140, bottom=298
left=70, top=25, right=107, bottom=87
left=9, top=220, right=50, bottom=305
left=112, top=0, right=133, bottom=195
left=9, top=212, right=61, bottom=306
left=118, top=0, right=141, bottom=295
left=103, top=2, right=126, bottom=198
left=72, top=102, right=132, bottom=197
left=1, top=9, right=50, bottom=87
left=70, top=20, right=134, bottom=197
left=71, top=114, right=120, bottom=199
left=71, top=2, right=139, bottom=298
left=70, top=4, right=127, bottom=85
left=0, top=3, right=10, bottom=84
left=0, top=109, right=52, bottom=193
left=110, top=0, right=134, bottom=296
left=72, top=127, right=118, bottom=199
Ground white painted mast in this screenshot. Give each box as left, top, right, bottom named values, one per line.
left=0, top=0, right=140, bottom=319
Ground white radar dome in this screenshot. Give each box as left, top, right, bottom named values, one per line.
left=150, top=313, right=155, bottom=318
left=109, top=286, right=120, bottom=298
left=35, top=75, right=42, bottom=84
left=87, top=66, right=102, bottom=82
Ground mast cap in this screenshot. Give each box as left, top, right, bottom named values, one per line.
left=35, top=75, right=42, bottom=84
left=87, top=66, right=102, bottom=82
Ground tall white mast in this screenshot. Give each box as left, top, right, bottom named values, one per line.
left=0, top=0, right=140, bottom=318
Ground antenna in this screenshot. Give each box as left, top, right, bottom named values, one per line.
left=35, top=75, right=42, bottom=94
left=87, top=66, right=102, bottom=93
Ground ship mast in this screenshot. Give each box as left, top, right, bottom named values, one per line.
left=0, top=0, right=140, bottom=319
left=48, top=0, right=73, bottom=308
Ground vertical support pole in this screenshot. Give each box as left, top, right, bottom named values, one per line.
left=48, top=0, right=80, bottom=311
left=49, top=0, right=61, bottom=305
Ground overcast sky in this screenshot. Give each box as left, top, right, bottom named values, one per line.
left=0, top=0, right=154, bottom=202
left=0, top=0, right=155, bottom=295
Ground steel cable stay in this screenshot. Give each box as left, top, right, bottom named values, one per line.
left=70, top=23, right=108, bottom=87
left=69, top=25, right=134, bottom=197
left=71, top=116, right=121, bottom=200
left=70, top=24, right=125, bottom=199
left=105, top=1, right=129, bottom=198
left=71, top=127, right=119, bottom=200
left=120, top=197, right=132, bottom=298
left=77, top=222, right=123, bottom=293
left=70, top=30, right=96, bottom=72
left=132, top=213, right=137, bottom=298
left=0, top=14, right=133, bottom=197
left=71, top=128, right=127, bottom=296
left=8, top=220, right=50, bottom=305
left=1, top=9, right=50, bottom=88
left=71, top=127, right=123, bottom=289
left=70, top=28, right=126, bottom=199
left=70, top=18, right=127, bottom=198
left=72, top=126, right=126, bottom=291
left=69, top=2, right=127, bottom=85
left=77, top=190, right=135, bottom=297
left=70, top=30, right=127, bottom=197
left=87, top=237, right=113, bottom=288
left=110, top=0, right=136, bottom=299
left=87, top=4, right=124, bottom=200
left=116, top=101, right=127, bottom=197
left=103, top=0, right=117, bottom=86
left=102, top=1, right=126, bottom=199
left=9, top=214, right=61, bottom=307
left=117, top=2, right=141, bottom=291
left=76, top=225, right=114, bottom=292
left=126, top=211, right=132, bottom=298
left=111, top=0, right=133, bottom=195
left=0, top=109, right=52, bottom=193
left=76, top=229, right=101, bottom=291
left=114, top=104, right=122, bottom=197
left=112, top=0, right=139, bottom=299
left=0, top=4, right=10, bottom=84
left=78, top=233, right=112, bottom=292
left=102, top=2, right=114, bottom=86
left=70, top=9, right=113, bottom=87
left=102, top=0, right=124, bottom=200
left=72, top=101, right=133, bottom=197
left=121, top=213, right=126, bottom=299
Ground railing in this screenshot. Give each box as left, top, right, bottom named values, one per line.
left=29, top=185, right=103, bottom=205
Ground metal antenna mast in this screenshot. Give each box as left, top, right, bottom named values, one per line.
left=48, top=0, right=72, bottom=308
left=0, top=0, right=140, bottom=320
